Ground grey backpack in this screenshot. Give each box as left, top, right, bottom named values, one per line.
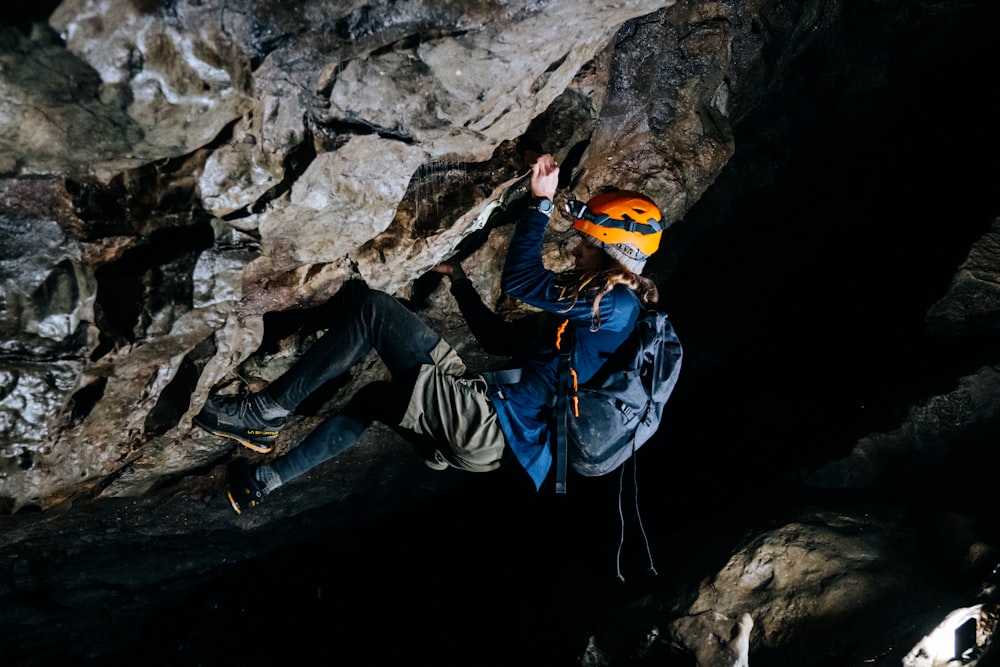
left=554, top=309, right=683, bottom=492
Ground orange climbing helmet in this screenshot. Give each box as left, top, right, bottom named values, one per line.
left=566, top=190, right=664, bottom=274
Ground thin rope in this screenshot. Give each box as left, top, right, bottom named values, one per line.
left=616, top=464, right=626, bottom=582
left=616, top=450, right=659, bottom=581
left=633, top=454, right=658, bottom=576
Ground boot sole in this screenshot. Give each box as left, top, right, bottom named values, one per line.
left=226, top=489, right=243, bottom=515
left=194, top=419, right=276, bottom=454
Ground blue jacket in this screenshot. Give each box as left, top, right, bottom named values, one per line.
left=489, top=208, right=640, bottom=489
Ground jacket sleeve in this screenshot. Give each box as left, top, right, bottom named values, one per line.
left=449, top=277, right=540, bottom=357
left=500, top=208, right=624, bottom=330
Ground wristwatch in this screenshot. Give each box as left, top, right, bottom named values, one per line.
left=529, top=197, right=554, bottom=216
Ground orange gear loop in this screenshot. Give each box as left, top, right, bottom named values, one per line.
left=555, top=319, right=568, bottom=350
left=571, top=369, right=579, bottom=417
left=555, top=320, right=581, bottom=417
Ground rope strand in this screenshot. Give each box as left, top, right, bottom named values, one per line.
left=633, top=454, right=658, bottom=576
left=616, top=464, right=626, bottom=582
left=615, top=452, right=659, bottom=581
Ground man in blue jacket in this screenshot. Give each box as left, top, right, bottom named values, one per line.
left=194, top=154, right=666, bottom=513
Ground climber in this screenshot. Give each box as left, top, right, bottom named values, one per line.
left=193, top=153, right=665, bottom=513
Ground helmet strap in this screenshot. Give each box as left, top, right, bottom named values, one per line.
left=565, top=199, right=662, bottom=235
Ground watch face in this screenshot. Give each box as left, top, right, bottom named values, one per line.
left=537, top=198, right=553, bottom=213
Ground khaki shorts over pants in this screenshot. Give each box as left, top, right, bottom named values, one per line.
left=399, top=339, right=506, bottom=472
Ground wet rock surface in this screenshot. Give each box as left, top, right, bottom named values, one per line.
left=0, top=0, right=999, bottom=665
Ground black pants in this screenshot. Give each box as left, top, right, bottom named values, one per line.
left=264, top=281, right=441, bottom=483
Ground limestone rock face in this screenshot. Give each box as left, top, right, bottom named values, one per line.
left=804, top=363, right=1000, bottom=491
left=926, top=218, right=1000, bottom=337
left=0, top=180, right=96, bottom=357
left=49, top=0, right=254, bottom=178
left=673, top=511, right=922, bottom=664
left=1, top=0, right=805, bottom=515
left=0, top=179, right=97, bottom=510
left=0, top=0, right=815, bottom=513
left=807, top=215, right=1000, bottom=492
left=0, top=25, right=142, bottom=177
left=585, top=507, right=999, bottom=666
left=3, top=0, right=691, bottom=510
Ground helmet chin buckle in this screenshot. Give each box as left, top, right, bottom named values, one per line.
left=566, top=199, right=612, bottom=227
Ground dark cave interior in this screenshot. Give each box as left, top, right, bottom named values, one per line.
left=10, top=2, right=1000, bottom=667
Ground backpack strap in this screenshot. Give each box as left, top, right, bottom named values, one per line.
left=553, top=319, right=575, bottom=494
left=480, top=368, right=523, bottom=385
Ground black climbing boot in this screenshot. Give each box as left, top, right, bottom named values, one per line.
left=225, top=460, right=268, bottom=515
left=194, top=393, right=284, bottom=453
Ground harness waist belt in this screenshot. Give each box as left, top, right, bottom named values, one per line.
left=480, top=368, right=523, bottom=385
left=481, top=367, right=556, bottom=406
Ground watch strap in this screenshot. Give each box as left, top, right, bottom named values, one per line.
left=529, top=197, right=554, bottom=216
